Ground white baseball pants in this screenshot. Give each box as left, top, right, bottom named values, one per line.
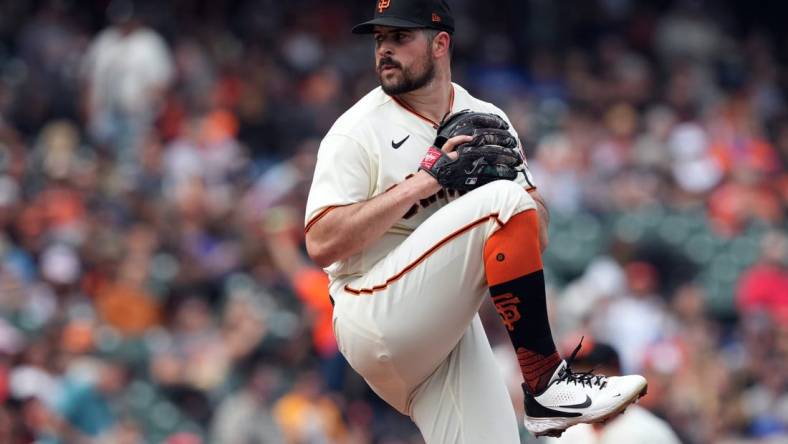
left=332, top=180, right=537, bottom=444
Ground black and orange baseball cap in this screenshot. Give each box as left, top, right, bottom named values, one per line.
left=352, top=0, right=455, bottom=34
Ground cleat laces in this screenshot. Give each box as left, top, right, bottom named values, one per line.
left=557, top=337, right=608, bottom=389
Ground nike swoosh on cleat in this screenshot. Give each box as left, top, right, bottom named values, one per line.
left=558, top=395, right=592, bottom=409
left=391, top=135, right=410, bottom=149
left=525, top=393, right=582, bottom=418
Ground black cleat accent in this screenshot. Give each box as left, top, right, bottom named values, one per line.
left=558, top=395, right=592, bottom=409
left=523, top=385, right=582, bottom=418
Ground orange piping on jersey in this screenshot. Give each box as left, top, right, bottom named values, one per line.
left=305, top=205, right=344, bottom=234
left=390, top=86, right=455, bottom=128
left=344, top=213, right=503, bottom=295
left=308, top=176, right=419, bottom=235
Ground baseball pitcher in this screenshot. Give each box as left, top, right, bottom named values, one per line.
left=304, top=0, right=647, bottom=441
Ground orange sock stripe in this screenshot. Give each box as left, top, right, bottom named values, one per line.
left=522, top=359, right=559, bottom=375
left=519, top=351, right=561, bottom=392
left=483, top=210, right=543, bottom=286
left=519, top=354, right=546, bottom=367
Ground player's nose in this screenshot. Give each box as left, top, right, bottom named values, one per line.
left=376, top=43, right=394, bottom=59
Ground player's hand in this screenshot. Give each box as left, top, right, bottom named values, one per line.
left=440, top=135, right=473, bottom=160
left=413, top=135, right=472, bottom=199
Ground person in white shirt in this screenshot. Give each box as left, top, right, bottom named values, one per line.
left=82, top=0, right=173, bottom=158
left=304, top=1, right=646, bottom=441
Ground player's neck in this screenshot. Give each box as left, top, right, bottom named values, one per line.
left=395, top=74, right=453, bottom=124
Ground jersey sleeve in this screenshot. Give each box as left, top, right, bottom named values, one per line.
left=305, top=133, right=374, bottom=231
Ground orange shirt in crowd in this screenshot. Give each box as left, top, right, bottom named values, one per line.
left=292, top=267, right=337, bottom=358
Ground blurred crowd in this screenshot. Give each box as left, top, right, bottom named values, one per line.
left=0, top=0, right=786, bottom=443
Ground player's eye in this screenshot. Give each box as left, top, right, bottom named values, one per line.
left=374, top=31, right=411, bottom=47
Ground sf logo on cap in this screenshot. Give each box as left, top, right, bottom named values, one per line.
left=378, top=0, right=391, bottom=13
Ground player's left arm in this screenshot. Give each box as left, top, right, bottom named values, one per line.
left=513, top=131, right=550, bottom=252
left=482, top=103, right=549, bottom=251
left=527, top=188, right=549, bottom=253
left=520, top=152, right=549, bottom=252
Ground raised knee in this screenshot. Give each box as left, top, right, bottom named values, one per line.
left=481, top=179, right=526, bottom=196
left=475, top=180, right=534, bottom=211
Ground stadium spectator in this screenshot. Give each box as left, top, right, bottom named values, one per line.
left=81, top=0, right=174, bottom=161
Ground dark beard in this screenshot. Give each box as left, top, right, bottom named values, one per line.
left=379, top=57, right=436, bottom=96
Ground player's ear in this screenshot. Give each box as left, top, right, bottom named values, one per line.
left=432, top=31, right=451, bottom=58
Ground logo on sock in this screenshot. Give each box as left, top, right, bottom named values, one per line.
left=492, top=293, right=521, bottom=331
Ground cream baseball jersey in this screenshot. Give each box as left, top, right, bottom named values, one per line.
left=305, top=83, right=533, bottom=288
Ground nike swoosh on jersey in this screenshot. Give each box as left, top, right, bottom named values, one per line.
left=391, top=135, right=410, bottom=149
left=557, top=395, right=592, bottom=409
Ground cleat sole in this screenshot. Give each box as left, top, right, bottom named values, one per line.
left=530, top=383, right=649, bottom=438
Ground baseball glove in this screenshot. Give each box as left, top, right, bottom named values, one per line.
left=419, top=110, right=524, bottom=191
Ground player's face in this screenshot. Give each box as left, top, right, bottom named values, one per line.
left=373, top=27, right=435, bottom=96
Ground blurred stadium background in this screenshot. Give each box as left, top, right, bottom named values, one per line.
left=0, top=0, right=786, bottom=442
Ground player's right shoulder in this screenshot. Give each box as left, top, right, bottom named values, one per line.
left=325, top=87, right=392, bottom=140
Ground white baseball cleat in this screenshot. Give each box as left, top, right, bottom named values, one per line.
left=522, top=342, right=648, bottom=438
